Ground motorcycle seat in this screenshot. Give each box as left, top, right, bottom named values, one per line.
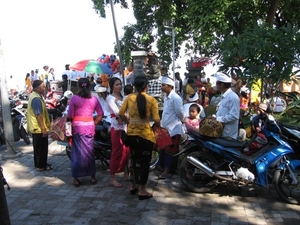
left=95, top=125, right=107, bottom=132
left=210, top=138, right=246, bottom=148
left=94, top=140, right=111, bottom=147
left=189, top=130, right=246, bottom=148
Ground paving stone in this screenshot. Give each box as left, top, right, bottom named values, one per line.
left=2, top=140, right=300, bottom=224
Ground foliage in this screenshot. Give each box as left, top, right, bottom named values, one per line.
left=90, top=0, right=300, bottom=73
left=91, top=0, right=128, bottom=18
left=218, top=23, right=300, bottom=86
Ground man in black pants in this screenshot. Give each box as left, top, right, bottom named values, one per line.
left=27, top=80, right=53, bottom=171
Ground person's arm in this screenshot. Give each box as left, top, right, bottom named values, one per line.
left=106, top=95, right=120, bottom=116
left=118, top=97, right=129, bottom=124
left=150, top=97, right=160, bottom=127
left=32, top=98, right=48, bottom=137
left=36, top=114, right=48, bottom=137
left=94, top=98, right=104, bottom=125
left=67, top=97, right=75, bottom=120
left=173, top=96, right=185, bottom=121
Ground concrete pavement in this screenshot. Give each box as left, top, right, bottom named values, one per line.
left=1, top=139, right=300, bottom=225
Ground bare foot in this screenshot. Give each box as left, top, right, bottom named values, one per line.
left=109, top=180, right=123, bottom=188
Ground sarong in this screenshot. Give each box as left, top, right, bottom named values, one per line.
left=71, top=133, right=95, bottom=178
left=109, top=128, right=130, bottom=174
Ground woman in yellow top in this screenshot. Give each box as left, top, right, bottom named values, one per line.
left=25, top=73, right=32, bottom=94
left=185, top=78, right=195, bottom=101
left=119, top=75, right=160, bottom=200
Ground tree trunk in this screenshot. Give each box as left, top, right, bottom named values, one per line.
left=266, top=0, right=279, bottom=26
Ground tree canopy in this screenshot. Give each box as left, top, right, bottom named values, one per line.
left=91, top=0, right=300, bottom=82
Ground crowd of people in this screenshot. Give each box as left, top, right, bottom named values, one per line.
left=25, top=61, right=282, bottom=201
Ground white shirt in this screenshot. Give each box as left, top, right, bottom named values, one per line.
left=30, top=75, right=35, bottom=82
left=97, top=96, right=112, bottom=124
left=175, top=80, right=180, bottom=93
left=182, top=78, right=188, bottom=86
left=162, top=90, right=185, bottom=137
left=240, top=85, right=250, bottom=94
left=216, top=88, right=240, bottom=139
left=62, top=70, right=73, bottom=79
left=112, top=72, right=121, bottom=79
left=268, top=97, right=285, bottom=113
left=48, top=73, right=55, bottom=82
left=34, top=72, right=38, bottom=81
left=183, top=103, right=206, bottom=119
left=106, top=94, right=126, bottom=130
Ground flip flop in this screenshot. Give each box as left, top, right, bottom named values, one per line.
left=90, top=179, right=97, bottom=185
left=157, top=174, right=169, bottom=180
left=138, top=192, right=153, bottom=200
left=130, top=187, right=138, bottom=195
left=73, top=179, right=81, bottom=187
left=36, top=165, right=53, bottom=172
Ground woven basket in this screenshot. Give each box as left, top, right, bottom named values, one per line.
left=199, top=116, right=223, bottom=138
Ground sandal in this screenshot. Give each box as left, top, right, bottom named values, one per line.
left=130, top=187, right=138, bottom=195
left=36, top=165, right=53, bottom=172
left=90, top=179, right=97, bottom=185
left=157, top=173, right=169, bottom=180
left=73, top=179, right=81, bottom=187
left=138, top=192, right=153, bottom=200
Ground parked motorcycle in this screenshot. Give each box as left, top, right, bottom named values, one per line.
left=0, top=102, right=31, bottom=146
left=277, top=121, right=300, bottom=158
left=46, top=91, right=70, bottom=122
left=177, top=115, right=300, bottom=204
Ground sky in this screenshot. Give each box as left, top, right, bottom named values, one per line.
left=0, top=0, right=135, bottom=87
left=0, top=0, right=218, bottom=89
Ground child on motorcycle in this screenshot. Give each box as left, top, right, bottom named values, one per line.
left=243, top=103, right=268, bottom=155
left=185, top=104, right=201, bottom=130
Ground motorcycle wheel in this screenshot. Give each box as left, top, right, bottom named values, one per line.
left=180, top=151, right=219, bottom=193
left=66, top=146, right=71, bottom=160
left=20, top=126, right=31, bottom=144
left=274, top=167, right=300, bottom=204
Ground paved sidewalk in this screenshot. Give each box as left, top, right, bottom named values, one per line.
left=1, top=139, right=300, bottom=225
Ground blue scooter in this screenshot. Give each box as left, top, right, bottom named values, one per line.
left=177, top=115, right=300, bottom=204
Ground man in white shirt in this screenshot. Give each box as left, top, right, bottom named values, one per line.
left=215, top=72, right=240, bottom=139
left=62, top=64, right=73, bottom=80
left=30, top=70, right=35, bottom=83
left=159, top=76, right=185, bottom=179
left=34, top=69, right=39, bottom=81
left=94, top=85, right=111, bottom=124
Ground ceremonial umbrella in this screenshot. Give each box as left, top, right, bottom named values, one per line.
left=70, top=59, right=113, bottom=75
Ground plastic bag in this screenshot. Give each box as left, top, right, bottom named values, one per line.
left=152, top=125, right=172, bottom=149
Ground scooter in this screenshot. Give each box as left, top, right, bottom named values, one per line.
left=46, top=91, right=70, bottom=122
left=0, top=103, right=31, bottom=146
left=277, top=121, right=300, bottom=158
left=11, top=108, right=31, bottom=144
left=176, top=115, right=300, bottom=204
